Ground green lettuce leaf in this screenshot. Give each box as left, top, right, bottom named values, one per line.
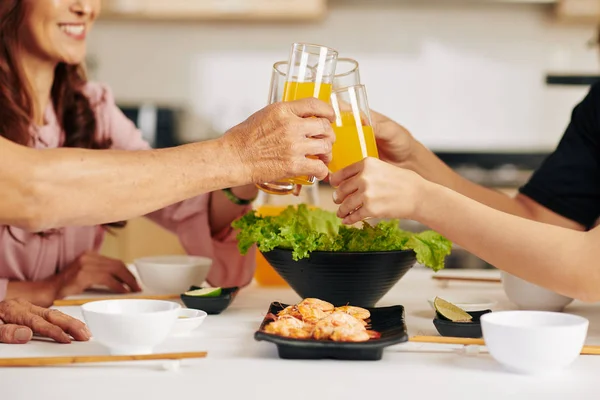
left=231, top=204, right=452, bottom=270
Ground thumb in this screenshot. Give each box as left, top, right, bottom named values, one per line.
left=0, top=324, right=33, bottom=344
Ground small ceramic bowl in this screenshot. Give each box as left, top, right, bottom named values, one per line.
left=428, top=296, right=497, bottom=312
left=481, top=310, right=588, bottom=375
left=501, top=272, right=573, bottom=312
left=81, top=299, right=180, bottom=355
left=433, top=309, right=492, bottom=338
left=134, top=255, right=213, bottom=294
left=180, top=286, right=240, bottom=314
left=171, top=308, right=207, bottom=336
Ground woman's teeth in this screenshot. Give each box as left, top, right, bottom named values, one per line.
left=60, top=25, right=85, bottom=36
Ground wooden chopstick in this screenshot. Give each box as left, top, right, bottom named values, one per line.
left=432, top=275, right=501, bottom=284
left=409, top=336, right=600, bottom=355
left=53, top=294, right=181, bottom=306
left=0, top=351, right=207, bottom=367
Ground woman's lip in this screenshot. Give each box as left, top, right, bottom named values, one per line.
left=58, top=23, right=87, bottom=40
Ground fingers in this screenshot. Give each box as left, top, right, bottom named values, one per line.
left=300, top=158, right=330, bottom=181
left=333, top=175, right=360, bottom=206
left=336, top=184, right=364, bottom=220
left=104, top=260, right=141, bottom=292
left=17, top=313, right=71, bottom=343
left=330, top=160, right=364, bottom=188
left=32, top=306, right=91, bottom=342
left=342, top=205, right=369, bottom=225
left=0, top=324, right=33, bottom=344
left=303, top=139, right=332, bottom=165
left=95, top=274, right=129, bottom=294
left=301, top=117, right=335, bottom=142
left=286, top=98, right=335, bottom=122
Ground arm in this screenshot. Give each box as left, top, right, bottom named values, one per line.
left=370, top=91, right=600, bottom=231
left=0, top=97, right=335, bottom=232
left=4, top=281, right=56, bottom=308
left=331, top=158, right=600, bottom=302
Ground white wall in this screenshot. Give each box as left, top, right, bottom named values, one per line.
left=87, top=1, right=599, bottom=151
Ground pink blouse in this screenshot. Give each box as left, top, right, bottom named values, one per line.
left=0, top=83, right=256, bottom=300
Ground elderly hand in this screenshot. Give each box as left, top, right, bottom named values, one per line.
left=224, top=97, right=336, bottom=184
left=0, top=298, right=91, bottom=344
left=330, top=157, right=427, bottom=225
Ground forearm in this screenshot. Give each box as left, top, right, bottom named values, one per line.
left=403, top=143, right=535, bottom=218
left=5, top=281, right=57, bottom=308
left=209, top=185, right=258, bottom=236
left=415, top=182, right=599, bottom=301
left=0, top=136, right=249, bottom=231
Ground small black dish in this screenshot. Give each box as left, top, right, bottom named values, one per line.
left=254, top=302, right=408, bottom=360
left=180, top=286, right=239, bottom=315
left=433, top=309, right=492, bottom=338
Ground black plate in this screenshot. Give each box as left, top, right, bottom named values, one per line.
left=180, top=286, right=239, bottom=314
left=254, top=302, right=408, bottom=360
left=433, top=309, right=492, bottom=338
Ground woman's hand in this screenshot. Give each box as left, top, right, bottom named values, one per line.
left=330, top=157, right=428, bottom=225
left=223, top=97, right=336, bottom=184
left=0, top=298, right=90, bottom=344
left=50, top=252, right=141, bottom=299
left=370, top=109, right=416, bottom=167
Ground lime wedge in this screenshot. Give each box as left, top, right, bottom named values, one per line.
left=433, top=297, right=472, bottom=322
left=184, top=287, right=222, bottom=297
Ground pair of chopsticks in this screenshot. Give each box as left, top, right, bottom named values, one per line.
left=409, top=336, right=600, bottom=355
left=0, top=351, right=207, bottom=367
left=432, top=275, right=501, bottom=284
left=53, top=294, right=180, bottom=306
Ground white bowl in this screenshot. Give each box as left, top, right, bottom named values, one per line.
left=501, top=271, right=573, bottom=312
left=171, top=308, right=207, bottom=336
left=481, top=310, right=588, bottom=375
left=428, top=296, right=497, bottom=312
left=134, top=255, right=213, bottom=293
left=81, top=299, right=181, bottom=355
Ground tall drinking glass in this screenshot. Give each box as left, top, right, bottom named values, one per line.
left=329, top=84, right=379, bottom=173
left=255, top=61, right=297, bottom=195
left=283, top=43, right=338, bottom=186
left=333, top=58, right=360, bottom=89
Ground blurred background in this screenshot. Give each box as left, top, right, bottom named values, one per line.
left=97, top=0, right=600, bottom=269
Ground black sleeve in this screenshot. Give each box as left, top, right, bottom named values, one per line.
left=519, top=83, right=600, bottom=230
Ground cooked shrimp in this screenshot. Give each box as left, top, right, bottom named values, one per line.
left=298, top=304, right=329, bottom=324
left=298, top=298, right=334, bottom=312
left=264, top=315, right=312, bottom=339
left=277, top=305, right=302, bottom=319
left=330, top=327, right=370, bottom=342
left=312, top=311, right=364, bottom=340
left=334, top=306, right=370, bottom=321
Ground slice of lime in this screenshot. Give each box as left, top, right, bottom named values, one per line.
left=184, top=287, right=222, bottom=297
left=433, top=297, right=472, bottom=322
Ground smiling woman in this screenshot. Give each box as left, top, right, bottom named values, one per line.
left=0, top=1, right=335, bottom=308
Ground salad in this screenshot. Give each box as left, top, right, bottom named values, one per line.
left=232, top=204, right=452, bottom=271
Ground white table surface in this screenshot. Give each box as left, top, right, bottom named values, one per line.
left=2, top=267, right=599, bottom=400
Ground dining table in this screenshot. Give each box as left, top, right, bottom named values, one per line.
left=2, top=266, right=599, bottom=400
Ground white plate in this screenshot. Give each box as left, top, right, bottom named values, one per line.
left=428, top=296, right=497, bottom=312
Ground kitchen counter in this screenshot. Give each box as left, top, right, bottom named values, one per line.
left=3, top=268, right=599, bottom=400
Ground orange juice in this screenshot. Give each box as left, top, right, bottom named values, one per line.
left=329, top=125, right=379, bottom=172
left=282, top=81, right=333, bottom=186
left=254, top=205, right=289, bottom=286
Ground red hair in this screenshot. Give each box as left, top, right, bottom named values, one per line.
left=0, top=1, right=125, bottom=236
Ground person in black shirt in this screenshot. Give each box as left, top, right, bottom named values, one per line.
left=329, top=82, right=600, bottom=301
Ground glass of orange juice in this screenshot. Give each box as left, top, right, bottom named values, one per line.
left=255, top=61, right=298, bottom=196
left=328, top=84, right=379, bottom=173
left=283, top=43, right=338, bottom=186
left=333, top=58, right=360, bottom=90
left=253, top=185, right=319, bottom=286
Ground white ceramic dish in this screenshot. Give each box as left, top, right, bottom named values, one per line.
left=81, top=299, right=181, bottom=355
left=501, top=271, right=573, bottom=312
left=171, top=308, right=207, bottom=336
left=481, top=310, right=588, bottom=375
left=134, top=255, right=213, bottom=293
left=428, top=296, right=497, bottom=312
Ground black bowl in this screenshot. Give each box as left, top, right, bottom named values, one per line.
left=432, top=309, right=492, bottom=338
left=180, top=286, right=239, bottom=314
left=260, top=247, right=416, bottom=307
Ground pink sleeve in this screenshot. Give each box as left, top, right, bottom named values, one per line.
left=87, top=83, right=256, bottom=288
